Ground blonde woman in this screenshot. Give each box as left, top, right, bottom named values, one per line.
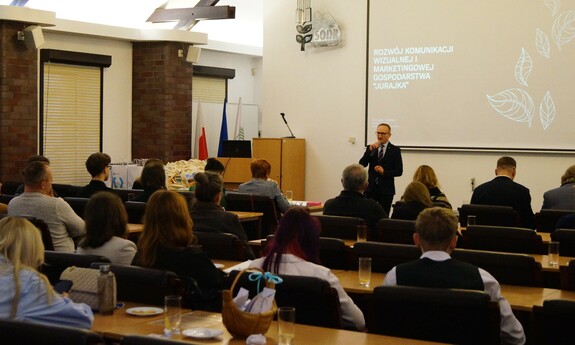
left=413, top=165, right=452, bottom=209
left=0, top=217, right=93, bottom=328
left=392, top=181, right=433, bottom=220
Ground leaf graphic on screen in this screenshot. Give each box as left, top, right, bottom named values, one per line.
left=552, top=10, right=575, bottom=50
left=536, top=29, right=551, bottom=58
left=486, top=89, right=534, bottom=127
left=540, top=91, right=556, bottom=130
left=514, top=48, right=533, bottom=86
left=545, top=0, right=561, bottom=16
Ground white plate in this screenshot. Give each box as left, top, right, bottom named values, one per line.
left=182, top=328, right=224, bottom=339
left=126, top=307, right=164, bottom=316
left=214, top=263, right=225, bottom=269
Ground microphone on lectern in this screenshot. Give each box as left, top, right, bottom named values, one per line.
left=280, top=113, right=296, bottom=138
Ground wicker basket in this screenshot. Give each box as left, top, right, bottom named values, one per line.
left=222, top=268, right=277, bottom=338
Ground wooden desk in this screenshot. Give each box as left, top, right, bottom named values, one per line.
left=333, top=270, right=567, bottom=312
left=95, top=309, right=446, bottom=344
left=127, top=212, right=263, bottom=235
left=540, top=232, right=551, bottom=244
left=249, top=238, right=357, bottom=248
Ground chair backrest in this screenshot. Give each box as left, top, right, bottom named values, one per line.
left=0, top=214, right=54, bottom=251
left=63, top=197, right=90, bottom=218
left=194, top=231, right=247, bottom=261
left=91, top=262, right=183, bottom=305
left=460, top=225, right=545, bottom=254
left=266, top=234, right=352, bottom=270
left=533, top=299, right=575, bottom=345
left=124, top=201, right=147, bottom=224
left=225, top=192, right=279, bottom=238
left=536, top=209, right=575, bottom=233
left=367, top=285, right=500, bottom=344
left=52, top=183, right=83, bottom=198
left=373, top=218, right=416, bottom=244
left=353, top=242, right=421, bottom=273
left=551, top=228, right=575, bottom=257
left=42, top=251, right=111, bottom=284
left=0, top=193, right=15, bottom=205
left=0, top=181, right=20, bottom=195
left=0, top=318, right=102, bottom=345
left=458, top=204, right=521, bottom=227
left=452, top=248, right=542, bottom=286
left=113, top=188, right=144, bottom=202
left=227, top=271, right=343, bottom=329
left=560, top=259, right=575, bottom=290
left=312, top=214, right=366, bottom=240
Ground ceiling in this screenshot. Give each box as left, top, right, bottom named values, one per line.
left=0, top=0, right=263, bottom=49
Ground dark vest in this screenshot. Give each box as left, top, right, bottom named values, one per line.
left=397, top=258, right=484, bottom=291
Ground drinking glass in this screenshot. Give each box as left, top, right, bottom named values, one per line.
left=548, top=241, right=560, bottom=267
left=357, top=225, right=368, bottom=243
left=358, top=257, right=372, bottom=287
left=286, top=190, right=293, bottom=202
left=467, top=215, right=477, bottom=226
left=164, top=295, right=182, bottom=337
left=277, top=307, right=296, bottom=345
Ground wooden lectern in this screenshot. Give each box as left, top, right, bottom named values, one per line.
left=217, top=138, right=306, bottom=199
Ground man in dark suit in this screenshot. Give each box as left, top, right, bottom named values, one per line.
left=359, top=123, right=403, bottom=214
left=323, top=164, right=388, bottom=231
left=471, top=156, right=535, bottom=229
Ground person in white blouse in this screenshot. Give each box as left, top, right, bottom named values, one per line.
left=383, top=207, right=525, bottom=345
left=0, top=216, right=93, bottom=328
left=77, top=192, right=136, bottom=265
left=249, top=207, right=365, bottom=330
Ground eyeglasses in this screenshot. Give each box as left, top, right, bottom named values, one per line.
left=376, top=132, right=390, bottom=135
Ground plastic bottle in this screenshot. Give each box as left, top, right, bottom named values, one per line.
left=97, top=265, right=116, bottom=315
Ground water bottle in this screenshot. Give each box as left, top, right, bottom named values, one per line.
left=97, top=265, right=116, bottom=315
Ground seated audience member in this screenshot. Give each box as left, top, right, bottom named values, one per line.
left=383, top=207, right=525, bottom=345
left=204, top=157, right=228, bottom=209
left=132, top=190, right=223, bottom=310
left=78, top=152, right=113, bottom=198
left=542, top=164, right=575, bottom=210
left=133, top=161, right=166, bottom=202
left=470, top=156, right=535, bottom=229
left=14, top=155, right=58, bottom=197
left=0, top=217, right=93, bottom=328
left=391, top=181, right=433, bottom=221
left=412, top=165, right=452, bottom=209
left=323, top=164, right=388, bottom=230
left=131, top=158, right=163, bottom=190
left=77, top=192, right=136, bottom=265
left=8, top=162, right=84, bottom=252
left=250, top=207, right=365, bottom=331
left=190, top=172, right=255, bottom=259
left=238, top=159, right=291, bottom=213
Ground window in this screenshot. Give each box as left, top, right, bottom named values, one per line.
left=39, top=50, right=111, bottom=185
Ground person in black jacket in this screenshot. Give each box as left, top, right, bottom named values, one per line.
left=359, top=123, right=403, bottom=215
left=392, top=181, right=433, bottom=221
left=190, top=172, right=255, bottom=259
left=78, top=152, right=112, bottom=198
left=471, top=156, right=535, bottom=229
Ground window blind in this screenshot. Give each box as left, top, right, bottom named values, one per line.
left=42, top=63, right=101, bottom=185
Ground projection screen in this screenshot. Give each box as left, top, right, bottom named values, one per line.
left=366, top=0, right=575, bottom=151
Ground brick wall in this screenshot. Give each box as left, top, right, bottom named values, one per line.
left=132, top=42, right=193, bottom=162
left=0, top=21, right=39, bottom=183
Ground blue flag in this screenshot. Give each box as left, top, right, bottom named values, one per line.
left=217, top=98, right=229, bottom=156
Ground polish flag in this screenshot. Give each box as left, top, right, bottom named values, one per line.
left=194, top=102, right=208, bottom=160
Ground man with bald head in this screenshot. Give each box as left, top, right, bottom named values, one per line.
left=8, top=161, right=85, bottom=252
